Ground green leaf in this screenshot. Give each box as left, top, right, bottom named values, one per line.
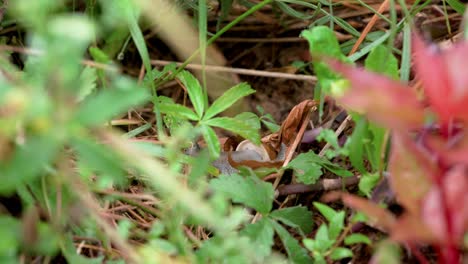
left=201, top=125, right=220, bottom=159
left=301, top=26, right=350, bottom=93
left=330, top=247, right=353, bottom=260
left=269, top=219, right=312, bottom=264
left=372, top=241, right=401, bottom=264
left=176, top=70, right=205, bottom=118
left=89, top=46, right=111, bottom=63
left=72, top=136, right=128, bottom=188
left=77, top=67, right=97, bottom=102
left=270, top=206, right=313, bottom=234
left=365, top=45, right=398, bottom=80
left=359, top=173, right=381, bottom=197
left=314, top=224, right=334, bottom=252
left=203, top=113, right=260, bottom=144
left=0, top=216, right=20, bottom=258
left=158, top=101, right=199, bottom=121
left=75, top=77, right=149, bottom=126
left=344, top=233, right=371, bottom=245
left=348, top=116, right=368, bottom=174
left=328, top=211, right=345, bottom=240
left=313, top=202, right=337, bottom=222
left=210, top=174, right=274, bottom=214
left=286, top=154, right=323, bottom=185
left=240, top=218, right=274, bottom=259
left=204, top=82, right=255, bottom=120
left=0, top=136, right=60, bottom=195
left=446, top=0, right=466, bottom=14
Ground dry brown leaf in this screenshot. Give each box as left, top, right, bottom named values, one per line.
left=262, top=99, right=316, bottom=160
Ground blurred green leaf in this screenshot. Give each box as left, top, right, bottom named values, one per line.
left=359, top=173, right=381, bottom=197
left=240, top=218, right=274, bottom=259
left=0, top=216, right=20, bottom=258
left=301, top=26, right=350, bottom=93
left=204, top=83, right=255, bottom=120
left=0, top=136, right=60, bottom=195
left=270, top=206, right=313, bottom=234
left=314, top=224, right=334, bottom=252
left=77, top=67, right=98, bottom=102
left=210, top=174, right=274, bottom=214
left=73, top=137, right=128, bottom=188
left=446, top=0, right=466, bottom=14
left=348, top=116, right=368, bottom=174
left=313, top=202, right=337, bottom=222
left=328, top=211, right=345, bottom=240
left=75, top=77, right=149, bottom=126
left=365, top=45, right=398, bottom=80
left=344, top=233, right=371, bottom=245
left=269, top=219, right=312, bottom=264
left=330, top=247, right=353, bottom=260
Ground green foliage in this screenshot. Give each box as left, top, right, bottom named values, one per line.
left=302, top=202, right=370, bottom=262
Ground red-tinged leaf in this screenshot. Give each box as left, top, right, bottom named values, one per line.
left=340, top=193, right=396, bottom=232
left=442, top=166, right=468, bottom=243
left=388, top=133, right=434, bottom=215
left=425, top=133, right=468, bottom=165
left=326, top=60, right=424, bottom=130
left=412, top=33, right=452, bottom=123
left=391, top=213, right=438, bottom=244
left=421, top=187, right=447, bottom=242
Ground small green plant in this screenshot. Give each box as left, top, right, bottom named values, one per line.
left=303, top=202, right=371, bottom=263
left=158, top=70, right=260, bottom=158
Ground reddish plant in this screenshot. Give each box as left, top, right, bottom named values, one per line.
left=326, top=34, right=468, bottom=263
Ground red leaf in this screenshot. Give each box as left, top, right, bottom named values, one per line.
left=391, top=213, right=438, bottom=244
left=413, top=34, right=468, bottom=123
left=326, top=60, right=425, bottom=130
left=388, top=133, right=435, bottom=215
left=341, top=193, right=396, bottom=231
left=443, top=166, right=468, bottom=243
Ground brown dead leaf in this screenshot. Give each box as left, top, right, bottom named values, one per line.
left=261, top=99, right=316, bottom=160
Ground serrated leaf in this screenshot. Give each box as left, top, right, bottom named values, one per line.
left=365, top=45, right=399, bottom=80
left=158, top=101, right=199, bottom=121
left=240, top=218, right=274, bottom=259
left=203, top=114, right=260, bottom=144
left=176, top=70, right=205, bottom=118
left=328, top=211, right=345, bottom=240
left=270, top=206, right=313, bottom=234
left=313, top=202, right=337, bottom=222
left=330, top=247, right=353, bottom=260
left=76, top=78, right=149, bottom=126
left=286, top=154, right=323, bottom=184
left=204, top=83, right=255, bottom=120
left=201, top=125, right=220, bottom=159
left=210, top=174, right=274, bottom=214
left=344, top=233, right=371, bottom=245
left=269, top=219, right=312, bottom=264
left=359, top=173, right=381, bottom=197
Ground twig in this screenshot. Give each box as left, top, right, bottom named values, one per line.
left=276, top=176, right=360, bottom=196
left=151, top=60, right=317, bottom=82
